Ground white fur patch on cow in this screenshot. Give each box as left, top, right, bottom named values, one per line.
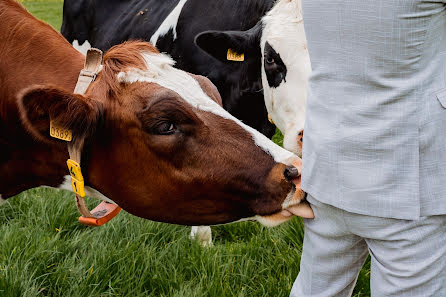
left=72, top=39, right=92, bottom=55
left=234, top=213, right=288, bottom=228
left=261, top=0, right=311, bottom=154
left=58, top=175, right=117, bottom=205
left=117, top=51, right=295, bottom=164
left=150, top=0, right=188, bottom=46
left=0, top=195, right=5, bottom=206
left=280, top=188, right=297, bottom=210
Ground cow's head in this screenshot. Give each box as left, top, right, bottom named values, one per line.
left=261, top=0, right=310, bottom=156
left=195, top=0, right=311, bottom=156
left=17, top=41, right=312, bottom=226
left=194, top=22, right=276, bottom=139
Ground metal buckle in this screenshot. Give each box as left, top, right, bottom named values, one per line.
left=79, top=69, right=97, bottom=81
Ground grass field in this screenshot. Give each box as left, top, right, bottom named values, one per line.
left=1, top=1, right=371, bottom=296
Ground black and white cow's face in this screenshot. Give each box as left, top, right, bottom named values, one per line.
left=261, top=0, right=311, bottom=155
left=194, top=23, right=276, bottom=138
left=195, top=0, right=310, bottom=155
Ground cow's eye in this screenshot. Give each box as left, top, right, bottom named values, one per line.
left=155, top=122, right=176, bottom=135
left=265, top=56, right=275, bottom=65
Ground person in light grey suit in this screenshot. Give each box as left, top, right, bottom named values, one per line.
left=291, top=1, right=446, bottom=296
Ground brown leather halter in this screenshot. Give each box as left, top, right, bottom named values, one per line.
left=53, top=48, right=121, bottom=226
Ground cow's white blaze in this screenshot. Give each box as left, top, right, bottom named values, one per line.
left=58, top=175, right=117, bottom=205
left=150, top=0, right=188, bottom=46
left=72, top=39, right=92, bottom=55
left=261, top=0, right=311, bottom=155
left=117, top=51, right=295, bottom=164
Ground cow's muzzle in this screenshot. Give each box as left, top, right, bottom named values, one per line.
left=281, top=159, right=313, bottom=219
left=255, top=157, right=314, bottom=227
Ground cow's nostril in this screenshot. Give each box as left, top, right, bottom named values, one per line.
left=284, top=166, right=300, bottom=181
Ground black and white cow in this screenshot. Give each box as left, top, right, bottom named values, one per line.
left=62, top=0, right=311, bottom=244
left=62, top=0, right=277, bottom=138
left=196, top=0, right=310, bottom=155
left=260, top=0, right=310, bottom=155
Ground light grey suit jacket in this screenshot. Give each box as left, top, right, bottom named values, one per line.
left=301, top=0, right=446, bottom=219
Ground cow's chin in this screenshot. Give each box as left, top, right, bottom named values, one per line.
left=254, top=188, right=313, bottom=227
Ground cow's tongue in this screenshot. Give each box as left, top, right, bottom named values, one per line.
left=284, top=202, right=314, bottom=218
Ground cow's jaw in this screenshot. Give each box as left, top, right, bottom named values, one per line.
left=243, top=190, right=312, bottom=227
left=260, top=0, right=311, bottom=154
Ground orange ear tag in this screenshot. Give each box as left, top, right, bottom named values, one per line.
left=67, top=159, right=86, bottom=197
left=227, top=48, right=245, bottom=62
left=50, top=121, right=72, bottom=142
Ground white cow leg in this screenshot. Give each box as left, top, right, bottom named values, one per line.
left=190, top=226, right=213, bottom=247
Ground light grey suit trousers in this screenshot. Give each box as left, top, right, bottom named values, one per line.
left=291, top=196, right=446, bottom=297
left=293, top=0, right=446, bottom=295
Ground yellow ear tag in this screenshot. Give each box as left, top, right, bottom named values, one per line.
left=227, top=48, right=245, bottom=62
left=50, top=121, right=72, bottom=142
left=67, top=159, right=86, bottom=197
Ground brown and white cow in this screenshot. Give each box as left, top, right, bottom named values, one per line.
left=0, top=0, right=313, bottom=232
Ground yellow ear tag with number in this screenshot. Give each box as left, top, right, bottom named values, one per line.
left=227, top=48, right=245, bottom=62
left=50, top=121, right=72, bottom=142
left=67, top=159, right=86, bottom=197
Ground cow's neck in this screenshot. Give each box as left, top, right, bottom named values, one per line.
left=0, top=132, right=112, bottom=203
left=0, top=133, right=71, bottom=198
left=0, top=0, right=85, bottom=199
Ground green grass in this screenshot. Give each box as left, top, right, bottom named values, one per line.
left=2, top=2, right=371, bottom=296
left=0, top=189, right=371, bottom=297
left=21, top=1, right=63, bottom=31
left=0, top=189, right=307, bottom=297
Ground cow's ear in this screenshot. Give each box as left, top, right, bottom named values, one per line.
left=189, top=74, right=223, bottom=107
left=17, top=85, right=102, bottom=144
left=195, top=22, right=261, bottom=63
